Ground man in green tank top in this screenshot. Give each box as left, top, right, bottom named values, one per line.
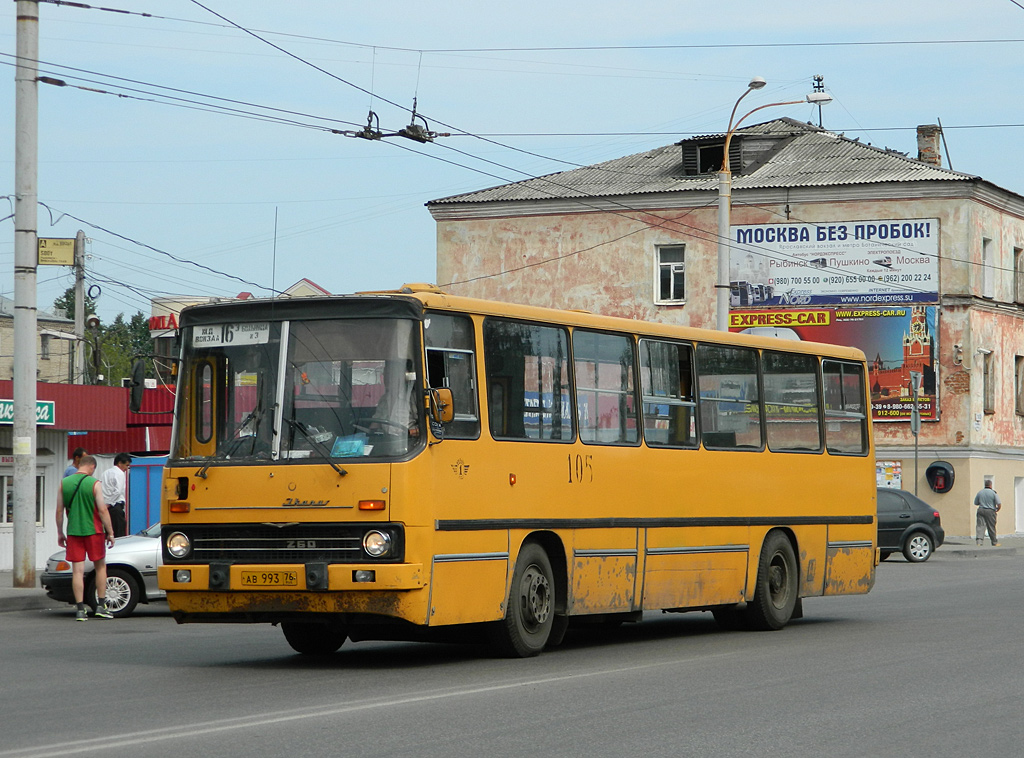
left=56, top=454, right=116, bottom=621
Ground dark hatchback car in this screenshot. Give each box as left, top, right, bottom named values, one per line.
left=877, top=487, right=945, bottom=562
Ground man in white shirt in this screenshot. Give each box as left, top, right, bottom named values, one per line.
left=101, top=453, right=131, bottom=537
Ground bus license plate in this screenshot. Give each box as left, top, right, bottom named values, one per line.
left=240, top=570, right=298, bottom=587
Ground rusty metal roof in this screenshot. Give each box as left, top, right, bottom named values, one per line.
left=428, top=118, right=978, bottom=206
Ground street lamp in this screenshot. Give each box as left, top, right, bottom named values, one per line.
left=715, top=80, right=834, bottom=331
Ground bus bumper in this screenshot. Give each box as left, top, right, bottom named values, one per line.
left=159, top=563, right=428, bottom=623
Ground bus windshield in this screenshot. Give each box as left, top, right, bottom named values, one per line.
left=174, top=318, right=423, bottom=463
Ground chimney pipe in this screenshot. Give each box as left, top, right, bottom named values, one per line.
left=917, top=124, right=942, bottom=167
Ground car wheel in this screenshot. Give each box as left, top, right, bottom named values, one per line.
left=903, top=532, right=933, bottom=563
left=97, top=568, right=140, bottom=617
left=282, top=622, right=347, bottom=655
left=745, top=531, right=798, bottom=631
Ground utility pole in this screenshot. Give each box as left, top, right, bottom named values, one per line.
left=13, top=0, right=40, bottom=587
left=909, top=371, right=923, bottom=496
left=75, top=230, right=85, bottom=383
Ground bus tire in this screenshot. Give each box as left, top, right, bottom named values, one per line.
left=282, top=622, right=347, bottom=655
left=745, top=531, right=798, bottom=631
left=491, top=543, right=555, bottom=658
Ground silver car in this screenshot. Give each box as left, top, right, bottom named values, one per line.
left=40, top=523, right=165, bottom=617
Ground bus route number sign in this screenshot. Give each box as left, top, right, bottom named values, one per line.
left=193, top=322, right=270, bottom=347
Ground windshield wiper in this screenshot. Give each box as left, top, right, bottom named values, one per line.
left=281, top=417, right=348, bottom=478
left=196, top=403, right=270, bottom=479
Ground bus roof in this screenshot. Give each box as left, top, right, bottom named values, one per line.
left=178, top=283, right=866, bottom=363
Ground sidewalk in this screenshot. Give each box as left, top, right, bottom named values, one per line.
left=932, top=532, right=1023, bottom=560
left=3, top=534, right=1021, bottom=613
left=0, top=570, right=59, bottom=613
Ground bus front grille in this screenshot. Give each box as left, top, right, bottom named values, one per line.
left=163, top=523, right=404, bottom=564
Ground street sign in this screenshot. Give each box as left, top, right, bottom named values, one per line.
left=0, top=399, right=56, bottom=426
left=910, top=406, right=921, bottom=436
left=37, top=238, right=75, bottom=266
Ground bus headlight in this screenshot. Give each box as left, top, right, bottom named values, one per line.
left=167, top=531, right=191, bottom=559
left=362, top=530, right=392, bottom=558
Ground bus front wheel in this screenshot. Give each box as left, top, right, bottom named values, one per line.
left=491, top=543, right=555, bottom=658
left=746, top=531, right=798, bottom=631
left=282, top=622, right=347, bottom=655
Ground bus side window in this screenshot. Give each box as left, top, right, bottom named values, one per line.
left=483, top=319, right=573, bottom=442
left=696, top=344, right=763, bottom=450
left=573, top=330, right=640, bottom=446
left=763, top=351, right=822, bottom=453
left=639, top=339, right=697, bottom=448
left=425, top=313, right=480, bottom=439
left=823, top=360, right=868, bottom=455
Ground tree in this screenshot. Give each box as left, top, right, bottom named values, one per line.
left=51, top=286, right=98, bottom=321
left=53, top=290, right=153, bottom=385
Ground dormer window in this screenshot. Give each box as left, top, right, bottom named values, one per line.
left=697, top=144, right=724, bottom=174
left=679, top=128, right=789, bottom=177
left=681, top=138, right=735, bottom=176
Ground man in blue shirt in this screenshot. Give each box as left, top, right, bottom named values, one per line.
left=974, top=480, right=1001, bottom=547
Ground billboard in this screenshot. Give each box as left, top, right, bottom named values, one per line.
left=729, top=219, right=939, bottom=306
left=729, top=306, right=938, bottom=423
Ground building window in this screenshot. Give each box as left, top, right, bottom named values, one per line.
left=40, top=335, right=50, bottom=360
left=983, top=352, right=995, bottom=414
left=656, top=245, right=685, bottom=304
left=2, top=475, right=44, bottom=525
left=697, top=144, right=724, bottom=174
left=982, top=237, right=995, bottom=299
left=1015, top=248, right=1024, bottom=305
left=1015, top=356, right=1024, bottom=416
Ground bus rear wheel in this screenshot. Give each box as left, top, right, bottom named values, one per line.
left=282, top=622, right=347, bottom=655
left=746, top=531, right=798, bottom=631
left=491, top=543, right=555, bottom=658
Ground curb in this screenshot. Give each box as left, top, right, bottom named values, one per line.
left=0, top=592, right=60, bottom=613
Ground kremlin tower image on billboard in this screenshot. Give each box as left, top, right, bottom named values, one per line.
left=868, top=306, right=936, bottom=419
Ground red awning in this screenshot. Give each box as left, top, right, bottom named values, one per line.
left=0, top=380, right=127, bottom=431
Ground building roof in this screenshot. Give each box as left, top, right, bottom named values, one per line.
left=428, top=118, right=979, bottom=206
left=0, top=294, right=73, bottom=323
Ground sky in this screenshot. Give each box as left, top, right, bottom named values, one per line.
left=3, top=0, right=1024, bottom=324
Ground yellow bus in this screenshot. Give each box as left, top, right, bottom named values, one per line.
left=151, top=284, right=877, bottom=657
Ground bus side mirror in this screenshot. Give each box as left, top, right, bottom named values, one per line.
left=128, top=359, right=146, bottom=413
left=428, top=388, right=454, bottom=424
left=925, top=461, right=955, bottom=494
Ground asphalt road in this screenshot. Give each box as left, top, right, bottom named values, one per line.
left=3, top=552, right=1023, bottom=758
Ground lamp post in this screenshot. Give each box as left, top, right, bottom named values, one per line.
left=715, top=79, right=834, bottom=331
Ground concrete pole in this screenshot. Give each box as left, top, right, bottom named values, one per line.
left=13, top=0, right=40, bottom=587
left=716, top=169, right=732, bottom=332
left=75, top=230, right=85, bottom=383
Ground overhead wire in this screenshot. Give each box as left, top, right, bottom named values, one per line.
left=21, top=4, right=1012, bottom=302
left=37, top=204, right=278, bottom=294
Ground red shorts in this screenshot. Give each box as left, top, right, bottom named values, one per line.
left=66, top=534, right=106, bottom=563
